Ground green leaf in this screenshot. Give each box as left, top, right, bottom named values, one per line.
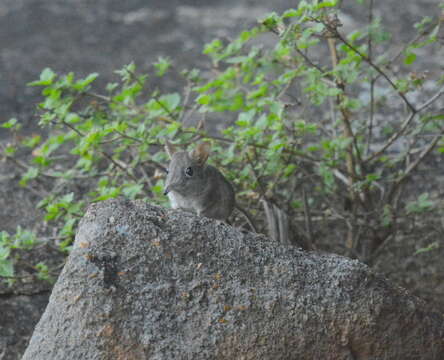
left=0, top=258, right=14, bottom=278
left=203, top=39, right=223, bottom=55
left=35, top=262, right=51, bottom=281
left=60, top=218, right=77, bottom=238
left=22, top=135, right=42, bottom=148
left=236, top=109, right=256, bottom=127
left=1, top=118, right=18, bottom=129
left=414, top=242, right=439, bottom=255
left=260, top=12, right=281, bottom=30
left=196, top=94, right=211, bottom=105
left=65, top=113, right=81, bottom=124
left=317, top=0, right=338, bottom=9
left=406, top=193, right=434, bottom=214
left=93, top=187, right=121, bottom=202
left=282, top=9, right=298, bottom=18
left=225, top=56, right=248, bottom=64
left=122, top=184, right=144, bottom=199
left=73, top=73, right=99, bottom=91
left=284, top=164, right=297, bottom=177
left=0, top=244, right=11, bottom=260
left=404, top=51, right=417, bottom=65
left=60, top=192, right=74, bottom=205
left=28, top=68, right=56, bottom=86
left=19, top=167, right=39, bottom=186
left=2, top=144, right=16, bottom=156
left=154, top=56, right=171, bottom=76
left=13, top=226, right=37, bottom=249
left=157, top=93, right=181, bottom=113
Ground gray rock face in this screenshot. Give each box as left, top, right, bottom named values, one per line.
left=22, top=199, right=444, bottom=359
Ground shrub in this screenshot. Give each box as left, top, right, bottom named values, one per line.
left=1, top=0, right=443, bottom=282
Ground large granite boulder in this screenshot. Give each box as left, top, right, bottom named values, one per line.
left=22, top=199, right=444, bottom=359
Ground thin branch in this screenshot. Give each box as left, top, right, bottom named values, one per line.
left=101, top=151, right=138, bottom=183
left=61, top=120, right=84, bottom=137
left=395, top=129, right=444, bottom=186
left=178, top=79, right=193, bottom=123
left=153, top=97, right=178, bottom=121
left=84, top=91, right=111, bottom=102
left=127, top=68, right=179, bottom=121
left=365, top=111, right=415, bottom=163
left=321, top=20, right=416, bottom=112
left=139, top=164, right=153, bottom=189
left=302, top=186, right=315, bottom=250
left=142, top=159, right=168, bottom=174
left=416, top=85, right=444, bottom=112
left=366, top=0, right=375, bottom=156
left=325, top=33, right=361, bottom=218
left=365, top=85, right=444, bottom=163
left=381, top=19, right=440, bottom=71
left=293, top=45, right=327, bottom=76
left=265, top=21, right=334, bottom=84
left=245, top=150, right=268, bottom=199
left=367, top=78, right=376, bottom=156
left=114, top=129, right=160, bottom=147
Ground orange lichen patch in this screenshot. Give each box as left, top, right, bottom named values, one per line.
left=79, top=242, right=89, bottom=248
left=213, top=272, right=222, bottom=280
left=223, top=305, right=232, bottom=312
left=96, top=323, right=114, bottom=337
left=97, top=323, right=151, bottom=359
left=181, top=292, right=190, bottom=299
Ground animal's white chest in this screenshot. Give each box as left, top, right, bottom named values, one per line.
left=168, top=191, right=199, bottom=212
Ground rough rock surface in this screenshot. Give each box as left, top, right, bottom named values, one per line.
left=22, top=199, right=444, bottom=360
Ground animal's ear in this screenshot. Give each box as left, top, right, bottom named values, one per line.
left=165, top=141, right=176, bottom=159
left=190, top=142, right=210, bottom=166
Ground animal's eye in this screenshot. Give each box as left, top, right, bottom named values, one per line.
left=185, top=167, right=193, bottom=177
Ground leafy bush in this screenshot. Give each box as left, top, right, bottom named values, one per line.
left=1, top=0, right=443, bottom=283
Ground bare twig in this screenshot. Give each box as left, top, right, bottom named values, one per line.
left=114, top=129, right=163, bottom=147
left=293, top=45, right=326, bottom=76
left=61, top=120, right=84, bottom=137
left=302, top=186, right=315, bottom=250
left=325, top=32, right=361, bottom=250
left=142, top=159, right=168, bottom=174
left=84, top=91, right=111, bottom=102
left=100, top=151, right=137, bottom=183
left=416, top=85, right=444, bottom=112
left=395, top=129, right=444, bottom=186
left=320, top=19, right=417, bottom=112
left=367, top=78, right=376, bottom=155
left=178, top=79, right=193, bottom=124
left=366, top=0, right=375, bottom=156
left=365, top=85, right=444, bottom=163
left=245, top=150, right=267, bottom=199
left=381, top=19, right=440, bottom=71
left=153, top=97, right=178, bottom=121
